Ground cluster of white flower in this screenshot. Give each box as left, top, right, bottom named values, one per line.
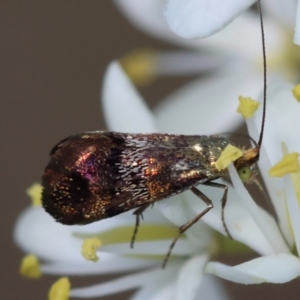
left=14, top=1, right=300, bottom=299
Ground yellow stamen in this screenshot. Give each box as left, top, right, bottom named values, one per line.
left=282, top=143, right=300, bottom=208
left=292, top=84, right=300, bottom=102
left=26, top=183, right=42, bottom=207
left=48, top=277, right=70, bottom=300
left=120, top=49, right=156, bottom=87
left=216, top=145, right=243, bottom=171
left=74, top=224, right=179, bottom=260
left=20, top=254, right=41, bottom=279
left=269, top=152, right=300, bottom=177
left=73, top=223, right=186, bottom=260
left=81, top=237, right=102, bottom=262
left=237, top=96, right=260, bottom=119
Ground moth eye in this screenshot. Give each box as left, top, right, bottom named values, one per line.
left=238, top=166, right=252, bottom=181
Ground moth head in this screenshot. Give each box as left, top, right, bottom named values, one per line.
left=234, top=147, right=259, bottom=183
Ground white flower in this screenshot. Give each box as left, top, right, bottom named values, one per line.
left=164, top=0, right=300, bottom=45
left=16, top=204, right=228, bottom=299
left=114, top=0, right=300, bottom=87
left=204, top=78, right=300, bottom=283
left=114, top=0, right=249, bottom=81
left=15, top=55, right=300, bottom=297
left=103, top=60, right=300, bottom=284
left=15, top=61, right=241, bottom=300
left=112, top=4, right=300, bottom=285
left=14, top=2, right=300, bottom=298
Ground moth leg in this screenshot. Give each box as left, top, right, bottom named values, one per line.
left=131, top=203, right=151, bottom=248
left=163, top=186, right=213, bottom=268
left=203, top=181, right=231, bottom=239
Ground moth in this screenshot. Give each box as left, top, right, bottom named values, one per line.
left=42, top=0, right=266, bottom=268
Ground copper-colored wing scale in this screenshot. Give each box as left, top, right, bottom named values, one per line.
left=42, top=131, right=230, bottom=225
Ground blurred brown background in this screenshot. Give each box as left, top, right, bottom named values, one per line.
left=1, top=1, right=299, bottom=299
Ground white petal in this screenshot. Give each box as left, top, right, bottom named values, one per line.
left=101, top=61, right=157, bottom=132
left=14, top=207, right=84, bottom=262
left=154, top=68, right=263, bottom=135
left=154, top=51, right=227, bottom=76
left=72, top=206, right=170, bottom=236
left=183, top=218, right=214, bottom=250
left=294, top=1, right=300, bottom=45
left=148, top=282, right=176, bottom=300
left=113, top=0, right=207, bottom=50
left=198, top=12, right=283, bottom=60
left=71, top=264, right=179, bottom=298
left=284, top=175, right=300, bottom=253
left=156, top=196, right=214, bottom=249
left=246, top=79, right=300, bottom=245
left=263, top=0, right=297, bottom=29
left=228, top=164, right=290, bottom=253
left=205, top=254, right=300, bottom=284
left=114, top=0, right=265, bottom=56
left=15, top=207, right=162, bottom=275
left=164, top=0, right=256, bottom=39
left=101, top=239, right=195, bottom=256
left=248, top=79, right=300, bottom=164
left=157, top=195, right=194, bottom=226
left=42, top=255, right=158, bottom=275
left=175, top=254, right=208, bottom=300
left=196, top=275, right=231, bottom=300
left=185, top=179, right=275, bottom=255
left=131, top=280, right=175, bottom=300
left=16, top=207, right=182, bottom=276
left=246, top=127, right=293, bottom=247
left=114, top=0, right=282, bottom=60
